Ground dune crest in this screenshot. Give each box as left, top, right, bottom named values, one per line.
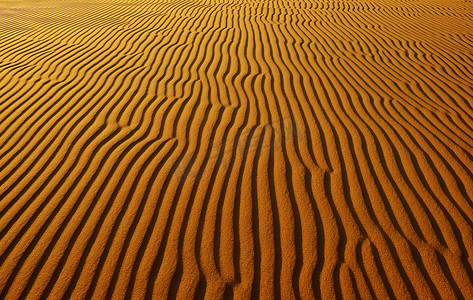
left=1, top=0, right=473, bottom=298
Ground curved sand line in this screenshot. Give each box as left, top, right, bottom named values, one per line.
left=1, top=0, right=473, bottom=298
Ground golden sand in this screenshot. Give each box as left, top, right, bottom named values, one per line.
left=1, top=0, right=473, bottom=298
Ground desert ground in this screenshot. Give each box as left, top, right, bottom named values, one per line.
left=1, top=0, right=473, bottom=298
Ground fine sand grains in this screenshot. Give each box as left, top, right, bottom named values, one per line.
left=1, top=0, right=473, bottom=298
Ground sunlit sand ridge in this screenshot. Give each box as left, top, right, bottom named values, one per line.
left=1, top=0, right=473, bottom=298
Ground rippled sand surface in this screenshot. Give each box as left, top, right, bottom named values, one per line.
left=1, top=0, right=473, bottom=298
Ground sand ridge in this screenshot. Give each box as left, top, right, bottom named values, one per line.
left=1, top=0, right=473, bottom=298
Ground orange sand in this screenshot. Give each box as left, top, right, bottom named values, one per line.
left=1, top=0, right=473, bottom=298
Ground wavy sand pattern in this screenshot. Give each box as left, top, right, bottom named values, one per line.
left=1, top=0, right=473, bottom=298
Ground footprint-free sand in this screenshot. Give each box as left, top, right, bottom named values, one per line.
left=1, top=0, right=473, bottom=298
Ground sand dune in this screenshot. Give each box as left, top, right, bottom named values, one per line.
left=1, top=0, right=473, bottom=298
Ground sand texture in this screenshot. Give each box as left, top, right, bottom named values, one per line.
left=1, top=0, right=473, bottom=298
